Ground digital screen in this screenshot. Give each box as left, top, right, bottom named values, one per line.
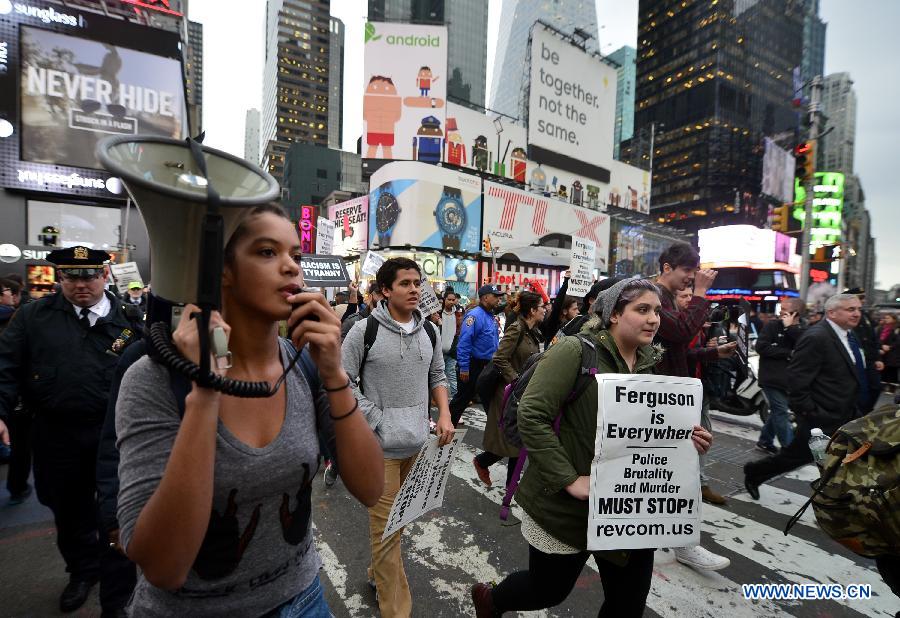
left=19, top=26, right=186, bottom=169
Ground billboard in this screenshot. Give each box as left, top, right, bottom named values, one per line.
left=698, top=225, right=800, bottom=271
left=793, top=172, right=844, bottom=249
left=368, top=161, right=482, bottom=253
left=19, top=26, right=186, bottom=169
left=483, top=180, right=610, bottom=270
left=527, top=24, right=616, bottom=179
left=327, top=195, right=369, bottom=257
left=0, top=2, right=186, bottom=198
left=761, top=138, right=795, bottom=203
left=362, top=22, right=448, bottom=163
left=444, top=102, right=528, bottom=180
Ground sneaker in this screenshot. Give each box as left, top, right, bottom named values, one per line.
left=701, top=485, right=727, bottom=505
left=674, top=545, right=730, bottom=571
left=755, top=441, right=778, bottom=455
left=473, top=457, right=492, bottom=487
left=323, top=461, right=338, bottom=488
left=8, top=484, right=32, bottom=505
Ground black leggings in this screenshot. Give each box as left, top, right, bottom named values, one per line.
left=491, top=544, right=655, bottom=617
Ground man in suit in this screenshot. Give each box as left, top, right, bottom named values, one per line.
left=744, top=293, right=865, bottom=500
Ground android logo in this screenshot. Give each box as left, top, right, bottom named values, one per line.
left=586, top=184, right=600, bottom=208
left=510, top=147, right=527, bottom=183
left=571, top=180, right=584, bottom=206
left=530, top=166, right=547, bottom=193
left=364, top=22, right=381, bottom=43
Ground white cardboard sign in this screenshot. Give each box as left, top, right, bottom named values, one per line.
left=109, top=262, right=143, bottom=294
left=382, top=430, right=467, bottom=540
left=361, top=251, right=386, bottom=276
left=418, top=278, right=442, bottom=316
left=316, top=217, right=335, bottom=255
left=587, top=374, right=702, bottom=551
left=568, top=237, right=596, bottom=297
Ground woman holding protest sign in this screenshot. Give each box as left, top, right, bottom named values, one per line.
left=471, top=277, right=713, bottom=617
left=114, top=204, right=383, bottom=617
left=472, top=291, right=545, bottom=488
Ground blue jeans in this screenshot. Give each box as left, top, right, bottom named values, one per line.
left=444, top=355, right=458, bottom=398
left=275, top=575, right=332, bottom=618
left=760, top=387, right=794, bottom=448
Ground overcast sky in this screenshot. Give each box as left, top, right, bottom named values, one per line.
left=188, top=0, right=899, bottom=289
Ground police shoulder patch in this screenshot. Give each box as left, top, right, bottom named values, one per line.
left=465, top=316, right=475, bottom=327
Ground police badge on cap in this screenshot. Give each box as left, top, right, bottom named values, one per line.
left=46, top=246, right=111, bottom=269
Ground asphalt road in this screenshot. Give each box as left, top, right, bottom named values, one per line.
left=1, top=404, right=898, bottom=617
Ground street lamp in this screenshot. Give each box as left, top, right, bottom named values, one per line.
left=493, top=117, right=504, bottom=176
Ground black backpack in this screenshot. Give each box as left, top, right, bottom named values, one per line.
left=498, top=334, right=599, bottom=520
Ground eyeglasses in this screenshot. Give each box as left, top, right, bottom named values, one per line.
left=59, top=269, right=103, bottom=281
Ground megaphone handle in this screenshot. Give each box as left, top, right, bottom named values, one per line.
left=196, top=308, right=213, bottom=386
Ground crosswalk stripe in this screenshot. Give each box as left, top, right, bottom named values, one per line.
left=312, top=524, right=370, bottom=617
left=729, top=483, right=819, bottom=529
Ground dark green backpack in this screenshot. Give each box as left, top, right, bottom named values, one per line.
left=785, top=404, right=900, bottom=557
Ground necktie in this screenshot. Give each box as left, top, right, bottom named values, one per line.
left=79, top=307, right=91, bottom=329
left=847, top=331, right=869, bottom=410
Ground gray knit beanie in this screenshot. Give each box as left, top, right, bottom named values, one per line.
left=590, top=276, right=643, bottom=326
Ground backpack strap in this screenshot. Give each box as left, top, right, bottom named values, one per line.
left=358, top=316, right=380, bottom=391
left=422, top=319, right=438, bottom=351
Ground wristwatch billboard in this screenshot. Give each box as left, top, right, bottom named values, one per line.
left=375, top=188, right=401, bottom=247
left=454, top=261, right=468, bottom=282
left=434, top=187, right=467, bottom=250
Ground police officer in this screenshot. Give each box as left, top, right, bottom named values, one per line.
left=0, top=246, right=141, bottom=615
left=449, top=284, right=503, bottom=425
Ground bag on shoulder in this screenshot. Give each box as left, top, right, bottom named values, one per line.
left=784, top=403, right=900, bottom=557
left=498, top=334, right=599, bottom=520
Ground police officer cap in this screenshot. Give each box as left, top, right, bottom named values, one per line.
left=842, top=287, right=865, bottom=296
left=46, top=246, right=110, bottom=270
left=478, top=284, right=504, bottom=297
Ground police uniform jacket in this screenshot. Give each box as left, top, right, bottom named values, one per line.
left=0, top=290, right=141, bottom=424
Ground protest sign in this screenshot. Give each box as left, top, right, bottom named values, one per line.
left=587, top=374, right=702, bottom=551
left=300, top=256, right=350, bottom=287
left=382, top=430, right=467, bottom=540
left=361, top=251, right=386, bottom=276
left=109, top=262, right=143, bottom=294
left=418, top=279, right=442, bottom=316
left=316, top=217, right=335, bottom=255
left=568, top=237, right=596, bottom=297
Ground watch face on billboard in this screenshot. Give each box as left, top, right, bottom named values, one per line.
left=19, top=26, right=186, bottom=170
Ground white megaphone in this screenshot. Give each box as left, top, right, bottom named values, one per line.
left=97, top=135, right=280, bottom=308
left=97, top=135, right=282, bottom=396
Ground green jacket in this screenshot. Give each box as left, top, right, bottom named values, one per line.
left=515, top=321, right=662, bottom=551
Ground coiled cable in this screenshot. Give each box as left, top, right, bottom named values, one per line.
left=147, top=321, right=303, bottom=398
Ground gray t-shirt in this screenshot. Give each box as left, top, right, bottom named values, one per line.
left=116, top=340, right=332, bottom=617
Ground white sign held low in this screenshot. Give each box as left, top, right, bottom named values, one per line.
left=587, top=374, right=702, bottom=551
left=316, top=217, right=335, bottom=255
left=109, top=262, right=143, bottom=295
left=382, top=429, right=467, bottom=540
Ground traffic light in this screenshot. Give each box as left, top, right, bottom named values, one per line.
left=794, top=141, right=815, bottom=182
left=772, top=204, right=790, bottom=232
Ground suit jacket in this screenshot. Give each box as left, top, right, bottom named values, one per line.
left=756, top=319, right=806, bottom=391
left=788, top=320, right=861, bottom=425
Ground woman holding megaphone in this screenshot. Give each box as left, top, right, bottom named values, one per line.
left=114, top=203, right=384, bottom=616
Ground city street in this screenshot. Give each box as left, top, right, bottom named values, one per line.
left=2, top=404, right=897, bottom=617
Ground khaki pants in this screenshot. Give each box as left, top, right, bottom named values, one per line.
left=368, top=455, right=417, bottom=618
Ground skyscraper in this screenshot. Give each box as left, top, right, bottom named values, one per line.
left=626, top=0, right=804, bottom=232
left=819, top=72, right=856, bottom=175
left=244, top=109, right=261, bottom=165
left=328, top=17, right=345, bottom=149
left=367, top=0, right=489, bottom=107
left=801, top=0, right=826, bottom=96
left=261, top=0, right=333, bottom=184
left=608, top=46, right=636, bottom=160
left=489, top=0, right=599, bottom=119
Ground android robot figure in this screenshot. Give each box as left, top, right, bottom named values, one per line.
left=530, top=166, right=547, bottom=194
left=510, top=147, right=527, bottom=183
left=557, top=185, right=568, bottom=200
left=570, top=180, right=584, bottom=206
left=412, top=115, right=444, bottom=164
left=472, top=135, right=489, bottom=171
left=586, top=184, right=600, bottom=209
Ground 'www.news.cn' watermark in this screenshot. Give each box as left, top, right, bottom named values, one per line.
left=742, top=583, right=871, bottom=600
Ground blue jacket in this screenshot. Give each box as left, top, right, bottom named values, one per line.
left=456, top=305, right=499, bottom=372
